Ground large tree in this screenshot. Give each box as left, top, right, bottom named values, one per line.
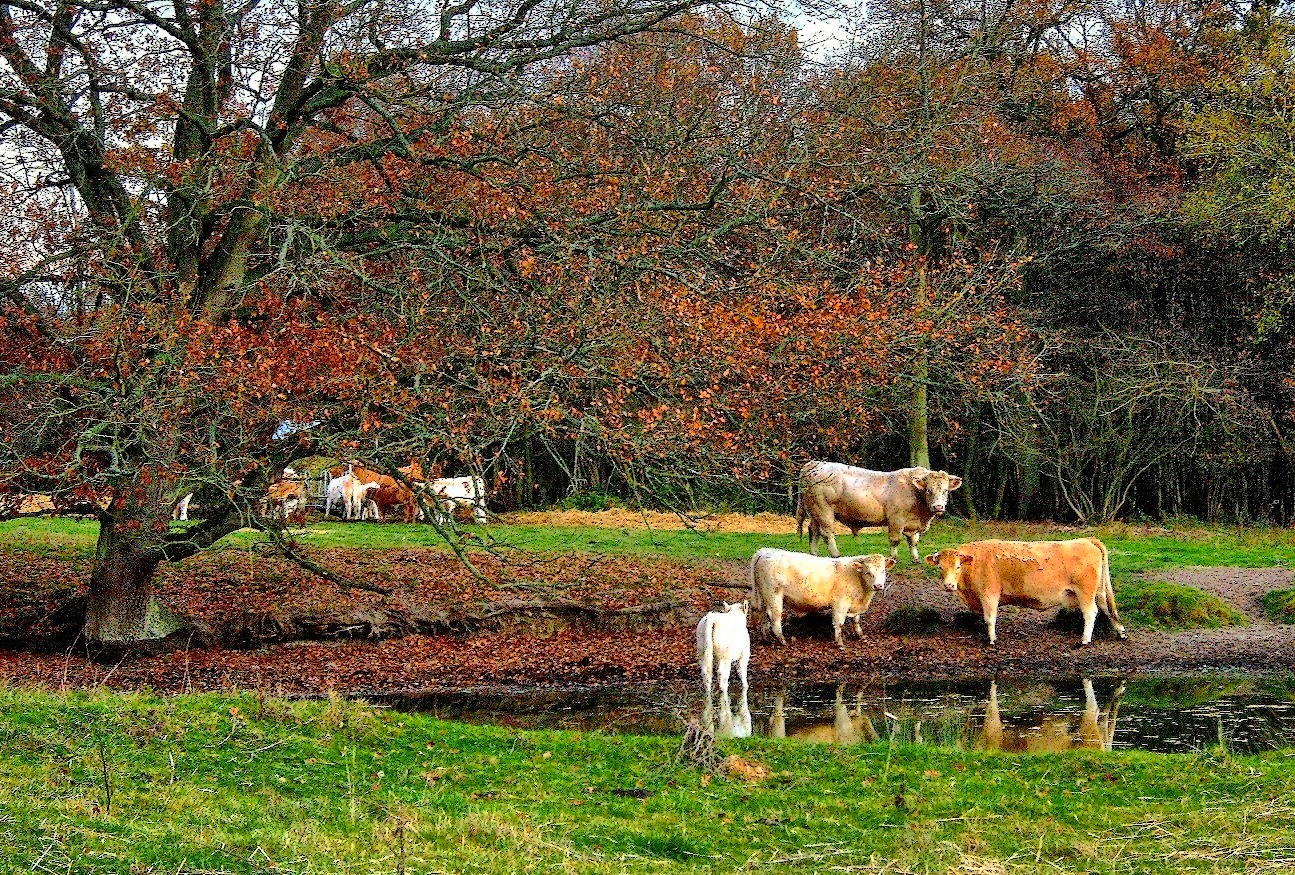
left=0, top=0, right=739, bottom=645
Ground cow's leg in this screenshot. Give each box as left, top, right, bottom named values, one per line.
left=983, top=593, right=1000, bottom=645
left=737, top=650, right=749, bottom=693
left=853, top=613, right=863, bottom=638
left=831, top=600, right=848, bottom=648
left=770, top=593, right=787, bottom=645
left=887, top=525, right=903, bottom=561
left=770, top=691, right=787, bottom=738
left=1079, top=599, right=1098, bottom=646
left=472, top=503, right=487, bottom=525
left=904, top=530, right=921, bottom=563
left=824, top=519, right=842, bottom=558
left=717, top=658, right=731, bottom=698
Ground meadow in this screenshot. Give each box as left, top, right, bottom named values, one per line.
left=3, top=688, right=1295, bottom=874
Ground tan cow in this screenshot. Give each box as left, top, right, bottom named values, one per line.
left=925, top=538, right=1128, bottom=646
left=748, top=547, right=894, bottom=648
left=266, top=480, right=306, bottom=523
left=977, top=679, right=1124, bottom=752
left=797, top=461, right=962, bottom=561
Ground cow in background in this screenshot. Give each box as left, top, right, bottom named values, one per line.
left=328, top=463, right=419, bottom=523
left=797, top=461, right=962, bottom=561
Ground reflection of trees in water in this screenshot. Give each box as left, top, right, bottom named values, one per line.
left=388, top=677, right=1295, bottom=752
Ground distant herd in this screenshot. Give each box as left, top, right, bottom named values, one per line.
left=697, top=460, right=1129, bottom=701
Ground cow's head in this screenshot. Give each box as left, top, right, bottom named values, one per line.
left=722, top=600, right=749, bottom=617
left=910, top=470, right=963, bottom=516
left=925, top=550, right=972, bottom=592
left=852, top=554, right=896, bottom=592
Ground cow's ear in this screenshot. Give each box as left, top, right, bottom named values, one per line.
left=957, top=553, right=974, bottom=565
left=924, top=552, right=939, bottom=566
left=948, top=476, right=963, bottom=490
left=884, top=557, right=896, bottom=570
left=910, top=473, right=927, bottom=489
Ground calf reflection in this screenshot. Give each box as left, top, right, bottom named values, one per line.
left=769, top=685, right=880, bottom=744
left=977, top=679, right=1124, bottom=752
left=702, top=689, right=752, bottom=739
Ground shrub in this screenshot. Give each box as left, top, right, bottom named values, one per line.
left=561, top=490, right=617, bottom=511
left=1261, top=588, right=1295, bottom=624
left=1117, top=580, right=1246, bottom=631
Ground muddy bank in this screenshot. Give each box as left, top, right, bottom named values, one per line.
left=1, top=554, right=1292, bottom=696
left=0, top=549, right=720, bottom=651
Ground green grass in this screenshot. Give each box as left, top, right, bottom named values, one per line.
left=1261, top=588, right=1295, bottom=624
left=2, top=688, right=1294, bottom=874
left=1117, top=580, right=1249, bottom=631
left=5, top=515, right=1293, bottom=570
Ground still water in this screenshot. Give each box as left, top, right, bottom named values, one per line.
left=380, top=676, right=1295, bottom=754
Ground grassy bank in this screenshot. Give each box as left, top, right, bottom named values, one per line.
left=2, top=689, right=1293, bottom=875
left=3, top=515, right=1293, bottom=577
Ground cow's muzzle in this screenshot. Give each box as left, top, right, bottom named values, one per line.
left=942, top=580, right=959, bottom=593
left=930, top=504, right=946, bottom=515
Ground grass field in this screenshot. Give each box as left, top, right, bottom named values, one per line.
left=2, top=514, right=1293, bottom=578
left=4, top=688, right=1295, bottom=875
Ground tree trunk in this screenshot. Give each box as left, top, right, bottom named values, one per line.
left=86, top=517, right=185, bottom=643
left=908, top=187, right=931, bottom=471
left=910, top=261, right=931, bottom=470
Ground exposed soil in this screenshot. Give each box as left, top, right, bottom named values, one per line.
left=0, top=514, right=1292, bottom=696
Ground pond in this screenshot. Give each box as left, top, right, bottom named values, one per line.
left=378, top=676, right=1295, bottom=754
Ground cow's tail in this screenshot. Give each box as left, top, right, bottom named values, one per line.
left=747, top=552, right=762, bottom=613
left=795, top=492, right=805, bottom=541
left=1092, top=538, right=1126, bottom=636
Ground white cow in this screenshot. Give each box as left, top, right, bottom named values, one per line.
left=173, top=492, right=193, bottom=521
left=749, top=547, right=894, bottom=648
left=429, top=475, right=488, bottom=524
left=324, top=472, right=351, bottom=518
left=695, top=601, right=751, bottom=698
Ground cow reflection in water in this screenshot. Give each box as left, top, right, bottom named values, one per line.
left=977, top=679, right=1125, bottom=752
left=702, top=689, right=752, bottom=739
left=758, top=679, right=1124, bottom=749
left=769, top=686, right=881, bottom=744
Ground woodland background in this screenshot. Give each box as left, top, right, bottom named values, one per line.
left=2, top=0, right=1294, bottom=535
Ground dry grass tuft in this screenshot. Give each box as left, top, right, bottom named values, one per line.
left=499, top=508, right=870, bottom=535
left=721, top=755, right=771, bottom=782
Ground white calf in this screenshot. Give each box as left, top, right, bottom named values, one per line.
left=173, top=492, right=194, bottom=521
left=344, top=479, right=380, bottom=521
left=695, top=601, right=751, bottom=698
